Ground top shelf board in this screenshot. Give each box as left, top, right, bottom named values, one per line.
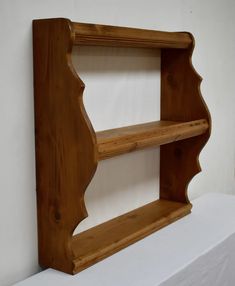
left=71, top=21, right=192, bottom=49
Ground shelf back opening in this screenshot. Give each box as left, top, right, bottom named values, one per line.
left=72, top=45, right=161, bottom=131
left=72, top=45, right=162, bottom=234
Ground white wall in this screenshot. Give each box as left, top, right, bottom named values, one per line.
left=72, top=46, right=161, bottom=233
left=0, top=0, right=235, bottom=285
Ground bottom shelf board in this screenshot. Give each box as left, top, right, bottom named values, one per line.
left=72, top=199, right=192, bottom=273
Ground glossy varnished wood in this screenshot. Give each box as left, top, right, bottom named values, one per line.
left=97, top=119, right=209, bottom=160
left=33, top=18, right=98, bottom=273
left=33, top=18, right=211, bottom=274
left=72, top=22, right=192, bottom=49
left=72, top=200, right=192, bottom=273
left=160, top=40, right=211, bottom=203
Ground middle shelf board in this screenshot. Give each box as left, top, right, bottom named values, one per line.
left=96, top=119, right=209, bottom=160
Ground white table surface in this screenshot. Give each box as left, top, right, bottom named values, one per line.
left=14, top=193, right=235, bottom=286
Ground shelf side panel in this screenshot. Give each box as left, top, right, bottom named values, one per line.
left=160, top=35, right=211, bottom=203
left=33, top=18, right=98, bottom=273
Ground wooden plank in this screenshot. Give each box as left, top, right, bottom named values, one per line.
left=72, top=200, right=192, bottom=273
left=33, top=18, right=98, bottom=274
left=160, top=47, right=211, bottom=203
left=72, top=22, right=192, bottom=49
left=96, top=119, right=209, bottom=160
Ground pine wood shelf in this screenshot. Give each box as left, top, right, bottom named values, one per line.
left=33, top=18, right=211, bottom=275
left=96, top=119, right=209, bottom=160
left=71, top=22, right=192, bottom=48
left=72, top=199, right=191, bottom=273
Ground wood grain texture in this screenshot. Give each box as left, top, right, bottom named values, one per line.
left=33, top=18, right=97, bottom=273
left=72, top=200, right=192, bottom=273
left=160, top=34, right=211, bottom=203
left=97, top=119, right=209, bottom=160
left=33, top=18, right=211, bottom=274
left=72, top=22, right=192, bottom=49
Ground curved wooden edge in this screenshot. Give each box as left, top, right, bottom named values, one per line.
left=186, top=32, right=212, bottom=128
left=33, top=18, right=98, bottom=273
left=160, top=33, right=211, bottom=203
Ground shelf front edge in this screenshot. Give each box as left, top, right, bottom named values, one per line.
left=96, top=119, right=209, bottom=160
left=71, top=200, right=192, bottom=274
left=71, top=22, right=192, bottom=49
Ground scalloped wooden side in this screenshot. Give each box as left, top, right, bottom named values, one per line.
left=33, top=18, right=98, bottom=273
left=33, top=18, right=211, bottom=275
left=160, top=35, right=211, bottom=203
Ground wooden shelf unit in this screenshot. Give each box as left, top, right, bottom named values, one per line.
left=33, top=18, right=211, bottom=274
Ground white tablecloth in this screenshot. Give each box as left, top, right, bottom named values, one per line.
left=15, top=193, right=235, bottom=286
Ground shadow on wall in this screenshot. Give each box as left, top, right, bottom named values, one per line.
left=72, top=46, right=161, bottom=233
